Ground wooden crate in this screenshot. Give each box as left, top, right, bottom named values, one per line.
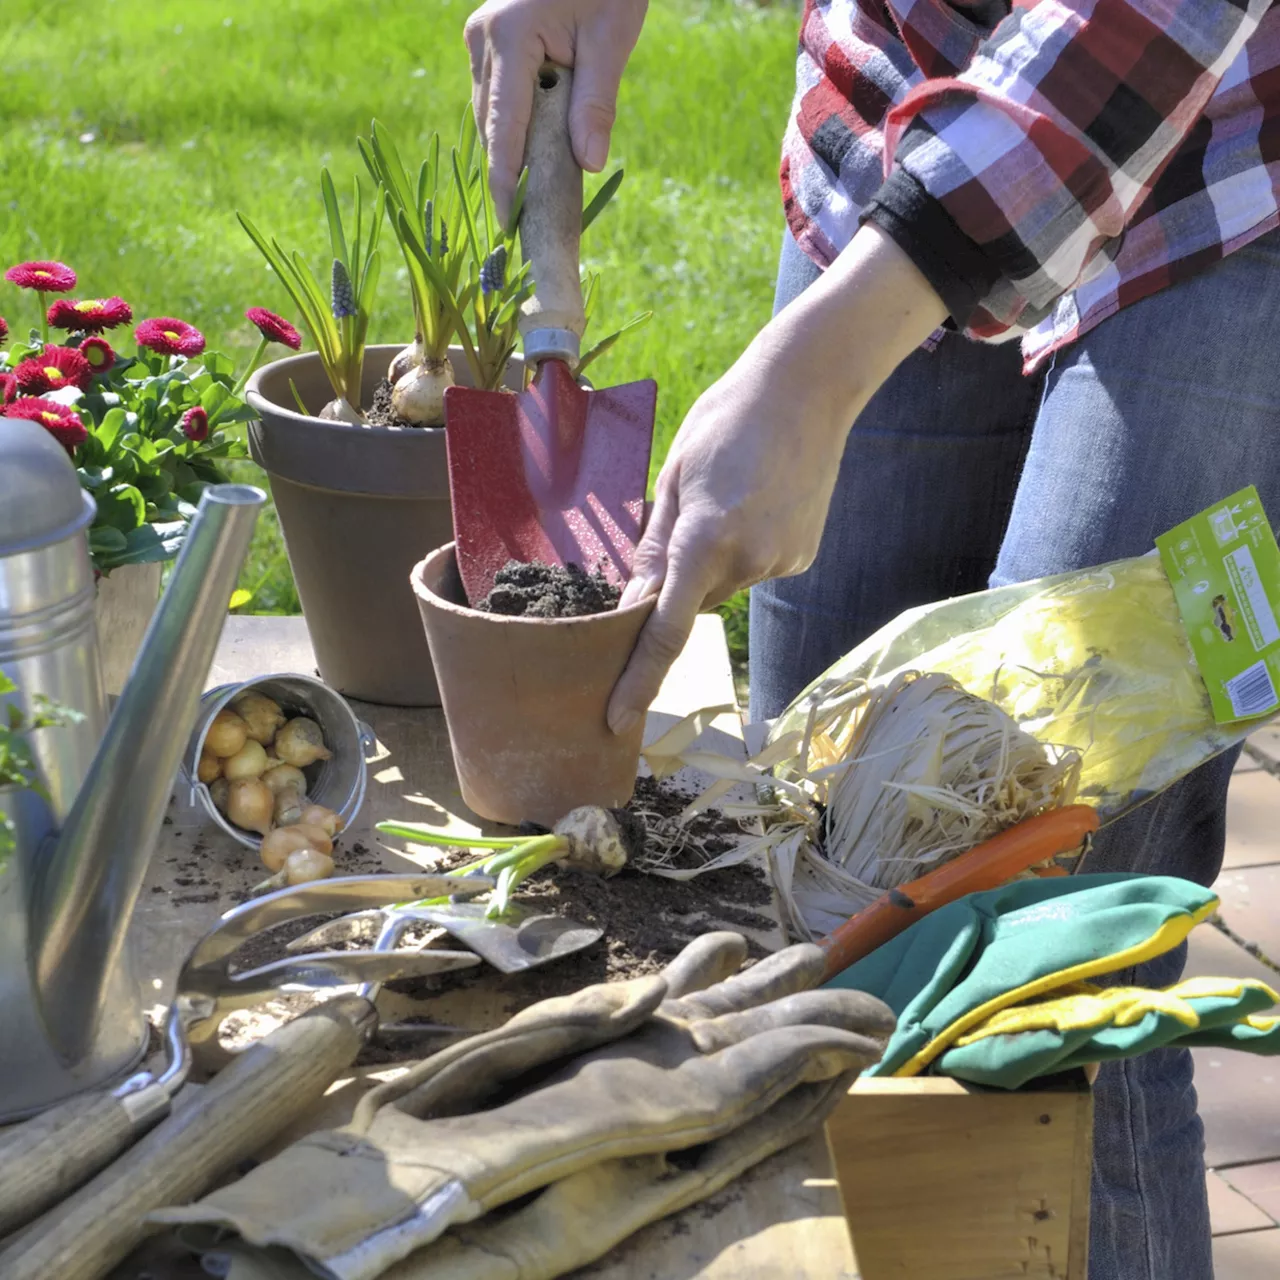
left=825, top=1072, right=1093, bottom=1280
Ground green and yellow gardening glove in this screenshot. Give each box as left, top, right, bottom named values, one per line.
left=155, top=933, right=895, bottom=1280
left=826, top=872, right=1280, bottom=1088
left=936, top=974, right=1280, bottom=1088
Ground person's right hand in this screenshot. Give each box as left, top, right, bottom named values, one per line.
left=465, top=0, right=649, bottom=222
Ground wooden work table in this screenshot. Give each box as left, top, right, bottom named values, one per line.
left=124, top=613, right=861, bottom=1279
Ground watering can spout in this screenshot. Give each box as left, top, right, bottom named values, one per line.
left=28, top=484, right=265, bottom=1065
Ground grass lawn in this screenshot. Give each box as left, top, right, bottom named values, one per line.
left=1, top=0, right=799, bottom=667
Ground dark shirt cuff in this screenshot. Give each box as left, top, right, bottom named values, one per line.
left=861, top=167, right=1002, bottom=331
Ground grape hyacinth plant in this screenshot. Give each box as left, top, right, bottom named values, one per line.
left=238, top=172, right=383, bottom=423
left=1, top=259, right=300, bottom=573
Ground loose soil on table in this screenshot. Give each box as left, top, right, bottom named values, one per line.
left=220, top=778, right=773, bottom=1036
left=365, top=377, right=417, bottom=429
left=477, top=560, right=621, bottom=619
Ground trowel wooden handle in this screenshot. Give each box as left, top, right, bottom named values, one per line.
left=0, top=995, right=370, bottom=1280
left=518, top=61, right=586, bottom=360
left=0, top=1085, right=169, bottom=1236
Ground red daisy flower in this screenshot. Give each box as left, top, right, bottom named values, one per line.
left=4, top=261, right=77, bottom=293
left=0, top=373, right=17, bottom=405
left=0, top=315, right=8, bottom=344
left=14, top=344, right=94, bottom=394
left=181, top=406, right=209, bottom=442
left=245, top=307, right=302, bottom=350
left=135, top=317, right=205, bottom=357
left=5, top=397, right=88, bottom=454
left=80, top=336, right=117, bottom=374
left=47, top=296, right=133, bottom=334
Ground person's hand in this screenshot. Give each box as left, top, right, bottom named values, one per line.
left=465, top=0, right=649, bottom=221
left=606, top=225, right=949, bottom=734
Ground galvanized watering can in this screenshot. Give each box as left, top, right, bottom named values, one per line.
left=0, top=417, right=263, bottom=1121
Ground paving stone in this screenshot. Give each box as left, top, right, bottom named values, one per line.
left=1213, top=866, right=1280, bottom=963
left=1185, top=920, right=1279, bottom=987
left=1247, top=722, right=1280, bottom=762
left=1194, top=1045, right=1280, bottom=1168
left=1212, top=1227, right=1280, bottom=1279
left=1222, top=1162, right=1280, bottom=1225
left=1223, top=771, right=1280, bottom=870
left=1209, top=1170, right=1275, bottom=1235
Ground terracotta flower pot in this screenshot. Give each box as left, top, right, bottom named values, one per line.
left=246, top=345, right=521, bottom=708
left=412, top=543, right=655, bottom=827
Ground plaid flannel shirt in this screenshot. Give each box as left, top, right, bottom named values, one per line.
left=781, top=0, right=1280, bottom=372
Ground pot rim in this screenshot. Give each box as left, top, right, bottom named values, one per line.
left=245, top=344, right=527, bottom=434
left=412, top=542, right=654, bottom=627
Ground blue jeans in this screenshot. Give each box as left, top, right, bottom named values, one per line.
left=751, top=228, right=1280, bottom=1279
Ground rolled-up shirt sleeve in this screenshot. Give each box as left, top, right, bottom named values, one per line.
left=860, top=0, right=1269, bottom=339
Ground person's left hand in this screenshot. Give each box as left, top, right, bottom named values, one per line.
left=606, top=224, right=948, bottom=734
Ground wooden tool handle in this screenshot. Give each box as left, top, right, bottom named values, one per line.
left=0, top=1085, right=169, bottom=1236
left=0, top=995, right=370, bottom=1280
left=820, top=805, right=1100, bottom=982
left=517, top=61, right=586, bottom=361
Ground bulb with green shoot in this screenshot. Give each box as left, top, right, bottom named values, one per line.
left=376, top=804, right=644, bottom=919
left=359, top=117, right=481, bottom=427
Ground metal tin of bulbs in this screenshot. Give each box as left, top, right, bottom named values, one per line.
left=182, top=673, right=375, bottom=849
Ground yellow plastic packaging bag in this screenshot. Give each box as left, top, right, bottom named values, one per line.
left=769, top=554, right=1259, bottom=824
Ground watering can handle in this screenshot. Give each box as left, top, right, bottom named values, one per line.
left=517, top=61, right=586, bottom=365
left=0, top=996, right=370, bottom=1280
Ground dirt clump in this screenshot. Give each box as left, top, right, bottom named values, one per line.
left=477, top=560, right=621, bottom=618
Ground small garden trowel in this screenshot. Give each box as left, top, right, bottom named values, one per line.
left=444, top=62, right=657, bottom=607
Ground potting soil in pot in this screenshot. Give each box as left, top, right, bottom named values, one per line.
left=366, top=379, right=417, bottom=429
left=477, top=559, right=622, bottom=618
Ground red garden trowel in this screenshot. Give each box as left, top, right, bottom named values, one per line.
left=444, top=62, right=658, bottom=606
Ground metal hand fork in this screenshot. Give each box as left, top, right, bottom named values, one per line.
left=0, top=872, right=492, bottom=1237
left=288, top=896, right=605, bottom=976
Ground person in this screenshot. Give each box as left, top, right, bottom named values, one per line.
left=464, top=1, right=1280, bottom=1275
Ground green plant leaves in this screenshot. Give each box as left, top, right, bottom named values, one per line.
left=582, top=168, right=624, bottom=233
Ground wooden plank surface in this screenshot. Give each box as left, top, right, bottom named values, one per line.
left=828, top=1076, right=1093, bottom=1280
left=123, top=612, right=857, bottom=1277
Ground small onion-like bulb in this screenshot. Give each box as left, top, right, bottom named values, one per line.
left=274, top=718, right=331, bottom=768
left=205, top=709, right=249, bottom=758
left=273, top=786, right=306, bottom=828
left=231, top=691, right=286, bottom=745
left=299, top=804, right=344, bottom=837
left=319, top=397, right=365, bottom=424
left=262, top=762, right=308, bottom=798
left=227, top=778, right=274, bottom=836
left=387, top=339, right=423, bottom=384
left=260, top=823, right=334, bottom=871
left=284, top=848, right=334, bottom=885
left=197, top=749, right=222, bottom=784
left=223, top=739, right=270, bottom=781
left=209, top=777, right=230, bottom=815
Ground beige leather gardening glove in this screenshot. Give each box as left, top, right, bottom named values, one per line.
left=200, top=1076, right=844, bottom=1280
left=155, top=933, right=893, bottom=1280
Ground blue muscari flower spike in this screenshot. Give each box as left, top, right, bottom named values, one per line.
left=480, top=245, right=508, bottom=296
left=423, top=199, right=433, bottom=256
left=331, top=260, right=356, bottom=320
left=439, top=220, right=448, bottom=256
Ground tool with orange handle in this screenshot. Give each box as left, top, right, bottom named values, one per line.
left=818, top=804, right=1100, bottom=982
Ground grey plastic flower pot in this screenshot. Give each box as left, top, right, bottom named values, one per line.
left=246, top=345, right=521, bottom=707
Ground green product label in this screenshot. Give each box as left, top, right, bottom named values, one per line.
left=1156, top=486, right=1280, bottom=724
